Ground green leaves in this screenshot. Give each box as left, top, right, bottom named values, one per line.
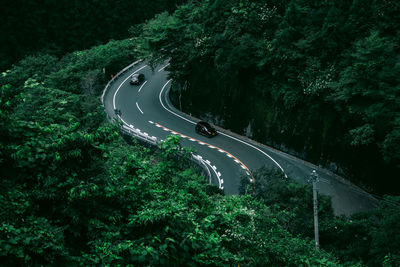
left=349, top=124, right=375, bottom=146
left=144, top=0, right=400, bottom=195
left=3, top=1, right=399, bottom=264
left=0, top=217, right=68, bottom=265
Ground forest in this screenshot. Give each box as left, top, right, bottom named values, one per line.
left=1, top=0, right=399, bottom=265
left=0, top=0, right=185, bottom=71
left=143, top=0, right=400, bottom=195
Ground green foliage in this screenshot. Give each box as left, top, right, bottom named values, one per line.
left=0, top=37, right=340, bottom=265
left=143, top=0, right=400, bottom=194
left=0, top=217, right=68, bottom=265
left=2, top=2, right=399, bottom=264
left=240, top=167, right=400, bottom=266
left=241, top=167, right=333, bottom=238
left=321, top=196, right=400, bottom=266
left=0, top=0, right=186, bottom=71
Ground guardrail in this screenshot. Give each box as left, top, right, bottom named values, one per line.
left=192, top=153, right=212, bottom=183
left=121, top=124, right=158, bottom=145
left=101, top=60, right=212, bottom=183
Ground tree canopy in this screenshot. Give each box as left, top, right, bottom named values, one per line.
left=1, top=37, right=341, bottom=266
left=0, top=0, right=185, bottom=71
left=1, top=0, right=400, bottom=265
left=142, top=0, right=400, bottom=195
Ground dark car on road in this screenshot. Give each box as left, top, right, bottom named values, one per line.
left=195, top=121, right=217, bottom=137
left=130, top=73, right=145, bottom=85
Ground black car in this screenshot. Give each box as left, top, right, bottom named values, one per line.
left=195, top=121, right=217, bottom=137
left=129, top=73, right=145, bottom=85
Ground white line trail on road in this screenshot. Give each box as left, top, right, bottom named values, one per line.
left=158, top=80, right=287, bottom=178
left=136, top=102, right=144, bottom=114
left=138, top=80, right=148, bottom=92
left=158, top=63, right=170, bottom=72
left=113, top=65, right=147, bottom=109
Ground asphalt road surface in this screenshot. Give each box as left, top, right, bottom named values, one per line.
left=103, top=61, right=378, bottom=216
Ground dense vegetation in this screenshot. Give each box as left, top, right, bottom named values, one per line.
left=0, top=40, right=340, bottom=265
left=241, top=169, right=400, bottom=266
left=1, top=0, right=399, bottom=265
left=142, top=0, right=400, bottom=195
left=0, top=0, right=185, bottom=71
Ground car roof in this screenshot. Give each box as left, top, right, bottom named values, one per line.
left=198, top=121, right=211, bottom=127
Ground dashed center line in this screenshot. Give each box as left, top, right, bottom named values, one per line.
left=152, top=122, right=252, bottom=177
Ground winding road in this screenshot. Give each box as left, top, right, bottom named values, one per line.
left=103, top=60, right=378, bottom=216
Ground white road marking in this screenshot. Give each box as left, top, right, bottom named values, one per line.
left=159, top=79, right=287, bottom=178
left=118, top=116, right=130, bottom=128
left=198, top=141, right=206, bottom=145
left=136, top=102, right=144, bottom=114
left=149, top=121, right=154, bottom=124
left=218, top=149, right=224, bottom=153
left=159, top=85, right=261, bottom=186
left=138, top=80, right=148, bottom=92
left=140, top=118, right=225, bottom=189
left=218, top=131, right=287, bottom=178
left=159, top=80, right=196, bottom=125
left=158, top=63, right=170, bottom=72
left=203, top=160, right=222, bottom=189
left=189, top=138, right=196, bottom=141
left=111, top=67, right=248, bottom=192
left=113, top=65, right=147, bottom=109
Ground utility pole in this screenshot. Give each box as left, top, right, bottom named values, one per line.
left=309, top=170, right=320, bottom=250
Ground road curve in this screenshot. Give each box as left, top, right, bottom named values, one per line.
left=103, top=61, right=378, bottom=216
